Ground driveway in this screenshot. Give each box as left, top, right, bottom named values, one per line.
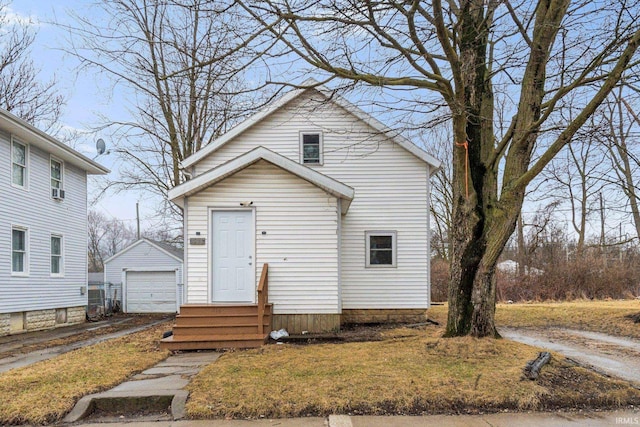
left=501, top=327, right=640, bottom=385
left=0, top=314, right=172, bottom=373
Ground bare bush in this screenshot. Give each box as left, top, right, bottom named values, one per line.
left=430, top=258, right=450, bottom=303
left=497, top=254, right=640, bottom=302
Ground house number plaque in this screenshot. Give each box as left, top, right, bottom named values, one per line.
left=190, top=237, right=206, bottom=245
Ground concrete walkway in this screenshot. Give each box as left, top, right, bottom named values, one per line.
left=65, top=351, right=220, bottom=423
left=73, top=410, right=640, bottom=426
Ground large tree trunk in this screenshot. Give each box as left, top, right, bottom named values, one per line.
left=446, top=0, right=569, bottom=338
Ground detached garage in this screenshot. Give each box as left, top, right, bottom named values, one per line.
left=104, top=239, right=184, bottom=313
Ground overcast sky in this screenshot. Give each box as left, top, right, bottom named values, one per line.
left=9, top=1, right=158, bottom=229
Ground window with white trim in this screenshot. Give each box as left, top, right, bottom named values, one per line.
left=51, top=158, right=63, bottom=190
left=51, top=235, right=63, bottom=276
left=12, top=138, right=27, bottom=188
left=300, top=132, right=322, bottom=164
left=12, top=227, right=28, bottom=274
left=365, top=231, right=397, bottom=267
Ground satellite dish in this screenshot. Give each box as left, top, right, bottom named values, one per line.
left=96, top=138, right=106, bottom=155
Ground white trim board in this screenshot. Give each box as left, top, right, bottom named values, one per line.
left=1, top=108, right=108, bottom=175
left=169, top=146, right=355, bottom=214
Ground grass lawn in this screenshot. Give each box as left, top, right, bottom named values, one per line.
left=0, top=322, right=170, bottom=425
left=186, top=302, right=640, bottom=419
left=428, top=299, right=640, bottom=338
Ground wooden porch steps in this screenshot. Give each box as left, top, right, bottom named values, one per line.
left=160, top=264, right=271, bottom=351
left=159, top=303, right=272, bottom=350
left=159, top=333, right=268, bottom=350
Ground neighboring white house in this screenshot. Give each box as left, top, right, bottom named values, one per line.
left=0, top=108, right=109, bottom=337
left=168, top=80, right=441, bottom=332
left=104, top=238, right=184, bottom=313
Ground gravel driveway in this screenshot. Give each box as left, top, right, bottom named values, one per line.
left=501, top=327, right=640, bottom=385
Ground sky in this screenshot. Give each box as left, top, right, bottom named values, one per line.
left=8, top=1, right=153, bottom=230
left=5, top=1, right=638, bottom=245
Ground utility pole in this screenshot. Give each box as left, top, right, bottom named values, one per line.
left=136, top=202, right=140, bottom=240
left=600, top=192, right=605, bottom=247
left=600, top=192, right=606, bottom=267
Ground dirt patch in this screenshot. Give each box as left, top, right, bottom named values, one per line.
left=271, top=322, right=431, bottom=345
left=537, top=359, right=640, bottom=411
left=626, top=312, right=640, bottom=323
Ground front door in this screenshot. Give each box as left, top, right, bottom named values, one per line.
left=211, top=210, right=254, bottom=303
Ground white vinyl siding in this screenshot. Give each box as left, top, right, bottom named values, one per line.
left=104, top=240, right=183, bottom=304
left=191, top=92, right=430, bottom=309
left=11, top=137, right=27, bottom=188
left=186, top=160, right=340, bottom=314
left=0, top=130, right=89, bottom=314
left=50, top=234, right=63, bottom=276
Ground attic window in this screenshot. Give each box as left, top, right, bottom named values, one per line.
left=300, top=132, right=322, bottom=165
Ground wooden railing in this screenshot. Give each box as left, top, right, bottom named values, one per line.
left=257, top=263, right=269, bottom=335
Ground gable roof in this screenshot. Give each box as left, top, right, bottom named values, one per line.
left=0, top=108, right=109, bottom=175
left=104, top=238, right=184, bottom=264
left=180, top=79, right=441, bottom=171
left=169, top=146, right=355, bottom=214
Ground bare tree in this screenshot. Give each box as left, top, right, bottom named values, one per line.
left=88, top=210, right=136, bottom=272
left=603, top=88, right=640, bottom=243
left=424, top=125, right=453, bottom=261
left=543, top=126, right=608, bottom=256
left=65, top=0, right=271, bottom=221
left=0, top=1, right=64, bottom=129
left=240, top=0, right=640, bottom=337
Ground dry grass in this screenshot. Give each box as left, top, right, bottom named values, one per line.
left=186, top=325, right=640, bottom=419
left=428, top=299, right=640, bottom=338
left=0, top=322, right=170, bottom=425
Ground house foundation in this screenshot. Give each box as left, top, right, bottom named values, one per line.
left=270, top=309, right=427, bottom=334
left=271, top=314, right=341, bottom=334
left=341, top=309, right=427, bottom=325
left=0, top=306, right=86, bottom=337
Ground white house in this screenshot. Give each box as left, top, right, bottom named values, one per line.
left=161, top=81, right=440, bottom=350
left=104, top=238, right=184, bottom=313
left=0, top=108, right=109, bottom=337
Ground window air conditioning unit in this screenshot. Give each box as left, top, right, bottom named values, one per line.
left=52, top=188, right=66, bottom=200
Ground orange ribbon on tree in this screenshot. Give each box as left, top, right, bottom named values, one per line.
left=455, top=140, right=469, bottom=199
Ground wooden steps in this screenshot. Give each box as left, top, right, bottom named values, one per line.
left=159, top=303, right=272, bottom=351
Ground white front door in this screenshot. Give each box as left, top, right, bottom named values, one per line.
left=211, top=210, right=254, bottom=303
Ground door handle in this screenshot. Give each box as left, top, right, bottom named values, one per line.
left=249, top=262, right=252, bottom=266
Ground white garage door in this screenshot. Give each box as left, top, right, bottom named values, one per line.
left=125, top=270, right=177, bottom=313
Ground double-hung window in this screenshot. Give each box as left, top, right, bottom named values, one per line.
left=51, top=158, right=63, bottom=190
left=12, top=139, right=27, bottom=188
left=300, top=132, right=322, bottom=165
left=365, top=231, right=397, bottom=267
left=12, top=227, right=28, bottom=274
left=51, top=235, right=63, bottom=276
